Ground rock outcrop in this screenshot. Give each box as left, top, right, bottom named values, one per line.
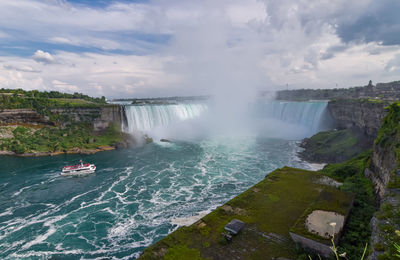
left=0, top=109, right=53, bottom=126
left=363, top=102, right=400, bottom=259
left=328, top=100, right=388, bottom=141
left=0, top=105, right=124, bottom=133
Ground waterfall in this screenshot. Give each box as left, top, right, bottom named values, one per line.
left=122, top=101, right=330, bottom=140
left=254, top=101, right=330, bottom=138
left=123, top=103, right=208, bottom=134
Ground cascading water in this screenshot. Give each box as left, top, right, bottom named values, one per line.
left=122, top=101, right=330, bottom=140
left=122, top=103, right=208, bottom=138
left=253, top=101, right=330, bottom=138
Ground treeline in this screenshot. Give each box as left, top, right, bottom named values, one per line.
left=0, top=89, right=107, bottom=114
left=274, top=80, right=400, bottom=101
left=0, top=88, right=106, bottom=104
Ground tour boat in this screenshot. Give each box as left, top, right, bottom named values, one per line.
left=61, top=160, right=96, bottom=176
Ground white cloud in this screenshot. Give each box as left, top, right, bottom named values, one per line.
left=32, top=50, right=55, bottom=64
left=0, top=51, right=179, bottom=98
left=0, top=0, right=398, bottom=98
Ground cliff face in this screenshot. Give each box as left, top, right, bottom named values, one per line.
left=365, top=145, right=397, bottom=198
left=328, top=100, right=388, bottom=140
left=0, top=105, right=123, bottom=132
left=365, top=102, right=400, bottom=198
left=364, top=102, right=400, bottom=260
left=50, top=105, right=123, bottom=133
left=0, top=109, right=53, bottom=126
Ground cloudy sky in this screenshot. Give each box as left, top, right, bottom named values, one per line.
left=0, top=0, right=399, bottom=98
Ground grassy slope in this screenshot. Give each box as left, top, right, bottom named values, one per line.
left=0, top=124, right=125, bottom=154
left=139, top=167, right=353, bottom=260
left=300, top=128, right=367, bottom=163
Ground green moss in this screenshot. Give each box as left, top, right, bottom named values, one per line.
left=164, top=245, right=203, bottom=260
left=377, top=253, right=392, bottom=260
left=199, top=226, right=211, bottom=237
left=374, top=243, right=385, bottom=251
left=268, top=194, right=280, bottom=202
left=202, top=242, right=210, bottom=248
left=388, top=174, right=400, bottom=189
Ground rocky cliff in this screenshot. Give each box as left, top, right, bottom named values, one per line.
left=50, top=105, right=124, bottom=133
left=362, top=102, right=400, bottom=260
left=0, top=109, right=54, bottom=126
left=328, top=99, right=388, bottom=141
left=0, top=105, right=124, bottom=132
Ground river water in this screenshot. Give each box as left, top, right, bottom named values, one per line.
left=0, top=101, right=328, bottom=259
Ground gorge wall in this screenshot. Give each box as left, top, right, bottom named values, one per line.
left=0, top=105, right=124, bottom=133
left=364, top=103, right=400, bottom=260
left=327, top=100, right=388, bottom=141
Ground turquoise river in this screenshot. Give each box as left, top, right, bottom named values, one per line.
left=0, top=101, right=329, bottom=259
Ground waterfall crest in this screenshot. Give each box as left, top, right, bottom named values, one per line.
left=254, top=101, right=329, bottom=135
left=122, top=101, right=330, bottom=140
left=123, top=103, right=208, bottom=133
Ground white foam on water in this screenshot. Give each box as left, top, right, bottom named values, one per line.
left=22, top=226, right=56, bottom=249
left=0, top=208, right=13, bottom=217
left=22, top=213, right=68, bottom=249
left=10, top=249, right=83, bottom=258
left=12, top=186, right=30, bottom=197
left=97, top=167, right=132, bottom=201
left=107, top=217, right=137, bottom=240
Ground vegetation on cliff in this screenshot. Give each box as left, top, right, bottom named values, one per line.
left=299, top=129, right=368, bottom=163
left=0, top=88, right=108, bottom=119
left=375, top=102, right=400, bottom=161
left=369, top=102, right=400, bottom=259
left=0, top=123, right=125, bottom=154
left=320, top=151, right=376, bottom=259
left=0, top=89, right=129, bottom=156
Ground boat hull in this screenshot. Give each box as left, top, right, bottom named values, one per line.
left=61, top=166, right=96, bottom=176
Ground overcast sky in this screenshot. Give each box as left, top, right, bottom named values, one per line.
left=0, top=0, right=399, bottom=98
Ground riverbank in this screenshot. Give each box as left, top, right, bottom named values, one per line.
left=0, top=123, right=135, bottom=157
left=0, top=145, right=116, bottom=157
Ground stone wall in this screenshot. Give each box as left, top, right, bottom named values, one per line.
left=289, top=232, right=332, bottom=258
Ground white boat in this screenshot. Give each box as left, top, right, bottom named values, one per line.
left=61, top=160, right=96, bottom=176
